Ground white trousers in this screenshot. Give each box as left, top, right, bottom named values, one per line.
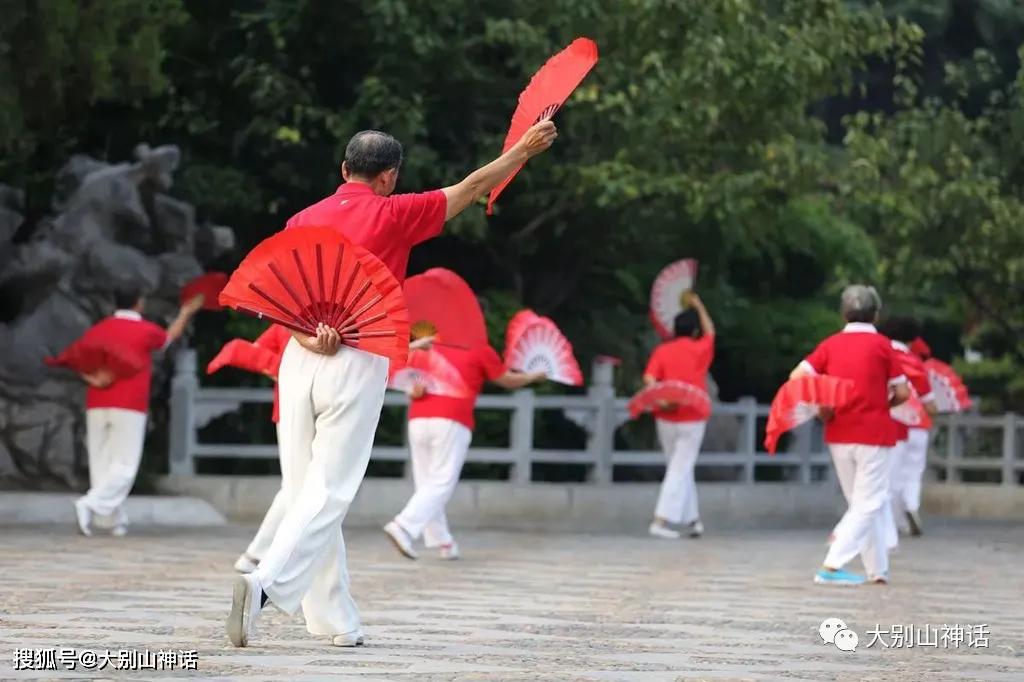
left=654, top=420, right=707, bottom=525
left=254, top=340, right=388, bottom=636
left=824, top=444, right=889, bottom=578
left=882, top=440, right=904, bottom=548
left=893, top=428, right=929, bottom=514
left=245, top=425, right=288, bottom=561
left=80, top=408, right=147, bottom=526
left=395, top=418, right=472, bottom=547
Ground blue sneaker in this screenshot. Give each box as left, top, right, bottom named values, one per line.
left=814, top=569, right=865, bottom=586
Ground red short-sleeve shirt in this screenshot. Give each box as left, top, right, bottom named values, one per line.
left=285, top=182, right=447, bottom=283
left=408, top=344, right=506, bottom=431
left=85, top=311, right=168, bottom=414
left=644, top=334, right=715, bottom=422
left=891, top=340, right=934, bottom=437
left=801, top=323, right=906, bottom=446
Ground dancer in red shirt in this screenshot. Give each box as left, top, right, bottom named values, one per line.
left=75, top=288, right=203, bottom=536
left=792, top=285, right=909, bottom=585
left=643, top=293, right=714, bottom=539
left=383, top=342, right=545, bottom=560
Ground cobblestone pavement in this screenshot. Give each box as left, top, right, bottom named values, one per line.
left=1, top=520, right=1022, bottom=681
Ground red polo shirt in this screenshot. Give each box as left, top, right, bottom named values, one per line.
left=891, top=340, right=934, bottom=437
left=408, top=344, right=505, bottom=431
left=644, top=334, right=715, bottom=422
left=801, top=323, right=906, bottom=446
left=285, top=182, right=447, bottom=282
left=84, top=311, right=168, bottom=414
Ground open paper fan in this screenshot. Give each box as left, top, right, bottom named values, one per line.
left=218, top=226, right=409, bottom=365
left=891, top=393, right=929, bottom=427
left=764, top=375, right=855, bottom=454
left=628, top=381, right=711, bottom=421
left=505, top=309, right=543, bottom=352
left=388, top=349, right=472, bottom=398
left=404, top=268, right=487, bottom=348
left=206, top=339, right=280, bottom=377
left=649, top=259, right=699, bottom=340
left=45, top=338, right=145, bottom=379
left=181, top=272, right=229, bottom=311
left=486, top=37, right=599, bottom=215
left=925, top=358, right=971, bottom=413
left=504, top=319, right=583, bottom=386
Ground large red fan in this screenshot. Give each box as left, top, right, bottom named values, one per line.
left=764, top=375, right=856, bottom=454
left=181, top=272, right=229, bottom=311
left=206, top=340, right=279, bottom=377
left=924, top=358, right=971, bottom=413
left=404, top=268, right=487, bottom=348
left=649, top=259, right=699, bottom=340
left=628, top=381, right=711, bottom=421
left=504, top=316, right=583, bottom=386
left=388, top=349, right=471, bottom=398
left=486, top=37, right=599, bottom=215
left=218, top=226, right=409, bottom=365
left=45, top=338, right=145, bottom=378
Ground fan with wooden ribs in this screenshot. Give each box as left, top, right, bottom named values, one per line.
left=649, top=258, right=699, bottom=340
left=218, top=226, right=409, bottom=365
left=628, top=381, right=711, bottom=421
left=764, top=375, right=855, bottom=454
left=504, top=309, right=583, bottom=386
left=388, top=349, right=471, bottom=398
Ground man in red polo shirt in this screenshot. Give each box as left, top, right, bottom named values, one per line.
left=791, top=285, right=909, bottom=586
left=74, top=287, right=203, bottom=536
left=228, top=120, right=558, bottom=649
left=383, top=342, right=545, bottom=561
left=642, top=293, right=714, bottom=540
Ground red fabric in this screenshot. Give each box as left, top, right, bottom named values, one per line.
left=764, top=375, right=856, bottom=453
left=643, top=334, right=715, bottom=422
left=83, top=316, right=167, bottom=413
left=628, top=381, right=711, bottom=421
left=389, top=349, right=472, bottom=398
left=408, top=344, right=505, bottom=430
left=891, top=343, right=933, bottom=436
left=181, top=272, right=228, bottom=310
left=255, top=325, right=291, bottom=423
left=802, top=327, right=904, bottom=445
left=46, top=339, right=146, bottom=378
left=909, top=336, right=932, bottom=359
left=286, top=182, right=446, bottom=283
left=404, top=268, right=488, bottom=347
left=218, top=226, right=409, bottom=365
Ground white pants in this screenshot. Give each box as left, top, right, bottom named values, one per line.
left=894, top=428, right=929, bottom=514
left=254, top=339, right=388, bottom=636
left=654, top=420, right=707, bottom=525
left=824, top=444, right=889, bottom=578
left=80, top=408, right=147, bottom=526
left=244, top=426, right=288, bottom=561
left=395, top=418, right=472, bottom=547
left=882, top=440, right=904, bottom=548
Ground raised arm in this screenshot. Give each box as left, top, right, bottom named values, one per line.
left=166, top=295, right=205, bottom=344
left=441, top=120, right=558, bottom=221
left=690, top=293, right=715, bottom=338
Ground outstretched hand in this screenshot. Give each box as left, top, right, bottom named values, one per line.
left=515, top=120, right=558, bottom=159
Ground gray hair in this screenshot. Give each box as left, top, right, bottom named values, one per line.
left=840, top=285, right=881, bottom=323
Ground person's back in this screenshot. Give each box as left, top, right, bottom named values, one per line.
left=407, top=344, right=505, bottom=431
left=82, top=312, right=167, bottom=413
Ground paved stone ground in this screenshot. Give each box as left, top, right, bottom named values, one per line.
left=1, top=520, right=1022, bottom=681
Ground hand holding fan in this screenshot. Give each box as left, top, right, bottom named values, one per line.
left=404, top=268, right=487, bottom=348
left=486, top=37, right=599, bottom=215
left=764, top=375, right=855, bottom=454
left=45, top=338, right=146, bottom=379
left=924, top=359, right=971, bottom=413
left=891, top=393, right=929, bottom=427
left=504, top=314, right=583, bottom=386
left=388, top=349, right=471, bottom=398
left=218, top=226, right=408, bottom=365
left=628, top=381, right=711, bottom=421
left=650, top=259, right=699, bottom=339
left=181, top=272, right=229, bottom=311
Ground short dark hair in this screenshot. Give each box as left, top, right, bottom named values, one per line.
left=344, top=130, right=403, bottom=178
left=673, top=309, right=700, bottom=338
left=113, top=286, right=143, bottom=310
left=878, top=315, right=920, bottom=343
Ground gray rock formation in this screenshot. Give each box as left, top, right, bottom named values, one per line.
left=0, top=145, right=234, bottom=488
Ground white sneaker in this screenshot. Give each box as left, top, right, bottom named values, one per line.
left=111, top=525, right=128, bottom=537
left=648, top=523, right=681, bottom=539
left=234, top=554, right=259, bottom=574
left=226, top=573, right=262, bottom=647
left=331, top=629, right=365, bottom=647
left=439, top=542, right=460, bottom=560
left=688, top=520, right=705, bottom=538
left=74, top=500, right=93, bottom=537
left=383, top=521, right=418, bottom=559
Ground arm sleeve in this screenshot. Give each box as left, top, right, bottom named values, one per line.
left=388, top=190, right=447, bottom=245
left=697, top=334, right=715, bottom=372
left=146, top=323, right=170, bottom=351
left=909, top=361, right=933, bottom=398
left=480, top=346, right=506, bottom=382
left=644, top=347, right=664, bottom=380
left=803, top=339, right=829, bottom=375
left=887, top=345, right=908, bottom=386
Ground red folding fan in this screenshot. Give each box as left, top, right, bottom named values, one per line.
left=45, top=338, right=146, bottom=379
left=924, top=358, right=971, bottom=413
left=504, top=316, right=583, bottom=386
left=181, top=272, right=229, bottom=311
left=218, top=226, right=409, bottom=365
left=909, top=336, right=932, bottom=360
left=404, top=268, right=487, bottom=348
left=505, top=309, right=543, bottom=352
left=628, top=381, right=711, bottom=421
left=388, top=349, right=472, bottom=398
left=486, top=37, right=599, bottom=215
left=764, top=375, right=856, bottom=454
left=649, top=259, right=699, bottom=340
left=891, top=393, right=930, bottom=428
left=206, top=339, right=280, bottom=377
